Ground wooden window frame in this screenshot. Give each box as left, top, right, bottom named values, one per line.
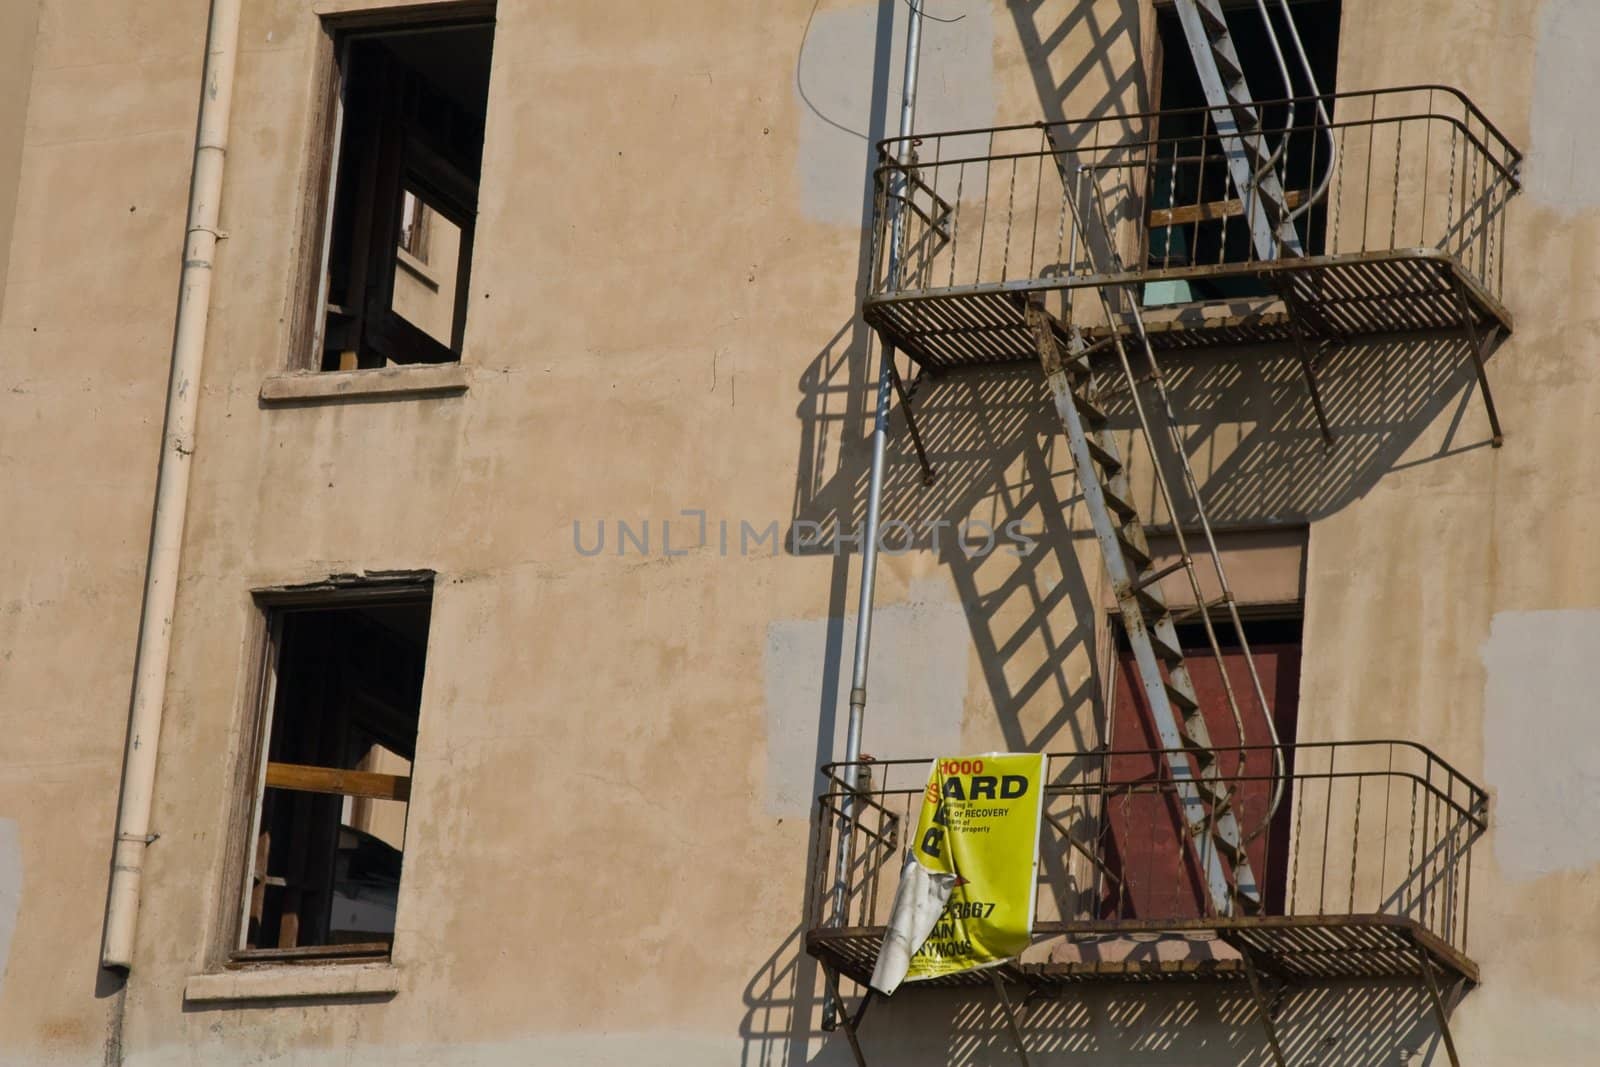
left=292, top=6, right=495, bottom=372
left=226, top=574, right=434, bottom=968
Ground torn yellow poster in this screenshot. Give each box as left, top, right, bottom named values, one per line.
left=871, top=753, right=1045, bottom=991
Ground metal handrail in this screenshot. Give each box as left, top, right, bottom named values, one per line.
left=1254, top=0, right=1336, bottom=226
left=868, top=85, right=1520, bottom=310
left=819, top=740, right=1490, bottom=823
left=873, top=84, right=1522, bottom=182
left=810, top=740, right=1488, bottom=955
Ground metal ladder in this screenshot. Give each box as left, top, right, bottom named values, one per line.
left=1169, top=0, right=1307, bottom=260
left=1027, top=303, right=1264, bottom=916
left=1025, top=163, right=1287, bottom=917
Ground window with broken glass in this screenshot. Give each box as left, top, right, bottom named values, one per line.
left=236, top=587, right=431, bottom=963
left=312, top=15, right=494, bottom=369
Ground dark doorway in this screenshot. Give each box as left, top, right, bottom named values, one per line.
left=1145, top=1, right=1342, bottom=303
left=1098, top=615, right=1302, bottom=919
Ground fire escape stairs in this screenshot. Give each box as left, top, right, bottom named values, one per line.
left=1025, top=300, right=1263, bottom=918
left=1170, top=0, right=1305, bottom=260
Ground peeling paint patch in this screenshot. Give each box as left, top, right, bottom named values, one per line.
left=1526, top=1, right=1600, bottom=213
left=0, top=818, right=19, bottom=999
left=1481, top=610, right=1600, bottom=880
left=794, top=0, right=995, bottom=226
left=764, top=590, right=968, bottom=816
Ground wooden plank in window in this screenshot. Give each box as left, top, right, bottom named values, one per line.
left=1148, top=188, right=1307, bottom=229
left=265, top=761, right=412, bottom=802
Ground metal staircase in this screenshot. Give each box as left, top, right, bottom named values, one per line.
left=1022, top=150, right=1288, bottom=918
left=1025, top=302, right=1267, bottom=917
left=810, top=4, right=1516, bottom=1064
left=1170, top=0, right=1319, bottom=261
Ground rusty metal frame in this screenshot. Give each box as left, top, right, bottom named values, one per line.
left=1416, top=944, right=1463, bottom=1067
left=1452, top=275, right=1504, bottom=447
left=989, top=970, right=1033, bottom=1067
left=807, top=740, right=1489, bottom=992
left=1240, top=949, right=1289, bottom=1067
left=886, top=358, right=937, bottom=486
left=821, top=965, right=873, bottom=1067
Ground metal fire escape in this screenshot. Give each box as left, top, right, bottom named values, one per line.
left=812, top=2, right=1519, bottom=1066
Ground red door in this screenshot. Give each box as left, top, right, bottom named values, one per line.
left=1098, top=620, right=1301, bottom=920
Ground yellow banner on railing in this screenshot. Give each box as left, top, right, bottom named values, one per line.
left=871, top=753, right=1046, bottom=992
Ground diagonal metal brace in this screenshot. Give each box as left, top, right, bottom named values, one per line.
left=821, top=966, right=874, bottom=1067
left=1452, top=278, right=1504, bottom=447
left=1416, top=945, right=1463, bottom=1067
left=1240, top=949, right=1289, bottom=1067
left=1277, top=280, right=1336, bottom=448
left=990, top=970, right=1033, bottom=1067
left=888, top=361, right=937, bottom=486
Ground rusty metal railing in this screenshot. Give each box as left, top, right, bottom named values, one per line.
left=868, top=85, right=1521, bottom=311
left=807, top=740, right=1488, bottom=960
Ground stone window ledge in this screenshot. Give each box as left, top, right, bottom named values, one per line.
left=184, top=963, right=399, bottom=1003
left=260, top=363, right=468, bottom=405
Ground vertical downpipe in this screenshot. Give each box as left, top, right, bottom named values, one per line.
left=101, top=0, right=241, bottom=971
left=824, top=0, right=923, bottom=1021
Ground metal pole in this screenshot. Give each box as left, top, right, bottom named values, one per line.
left=823, top=0, right=924, bottom=1029
left=845, top=0, right=923, bottom=776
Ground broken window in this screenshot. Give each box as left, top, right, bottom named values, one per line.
left=1146, top=0, right=1341, bottom=302
left=237, top=586, right=432, bottom=963
left=313, top=16, right=494, bottom=369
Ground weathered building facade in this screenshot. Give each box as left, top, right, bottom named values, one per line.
left=0, top=0, right=1596, bottom=1064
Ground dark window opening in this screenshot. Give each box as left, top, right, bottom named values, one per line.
left=1099, top=613, right=1302, bottom=920
left=238, top=591, right=431, bottom=962
left=317, top=19, right=493, bottom=370
left=1146, top=1, right=1341, bottom=304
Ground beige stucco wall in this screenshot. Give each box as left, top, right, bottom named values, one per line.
left=0, top=0, right=41, bottom=316
left=0, top=0, right=1597, bottom=1064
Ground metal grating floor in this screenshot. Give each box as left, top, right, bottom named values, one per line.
left=863, top=250, right=1512, bottom=371
left=807, top=914, right=1477, bottom=990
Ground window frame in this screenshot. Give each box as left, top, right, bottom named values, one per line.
left=293, top=5, right=496, bottom=373
left=227, top=574, right=435, bottom=969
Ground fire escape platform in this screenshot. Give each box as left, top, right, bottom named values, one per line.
left=807, top=913, right=1477, bottom=990
left=863, top=248, right=1511, bottom=370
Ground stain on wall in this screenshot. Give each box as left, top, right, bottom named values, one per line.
left=794, top=0, right=995, bottom=227
left=1526, top=0, right=1600, bottom=212
left=1480, top=610, right=1600, bottom=880
left=764, top=585, right=969, bottom=816
left=0, top=818, right=19, bottom=999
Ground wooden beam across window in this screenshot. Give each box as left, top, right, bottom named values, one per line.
left=264, top=761, right=411, bottom=802
left=1148, top=189, right=1307, bottom=229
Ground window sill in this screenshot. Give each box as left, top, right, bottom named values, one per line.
left=184, top=962, right=399, bottom=1003
left=259, top=363, right=468, bottom=405
left=395, top=247, right=440, bottom=291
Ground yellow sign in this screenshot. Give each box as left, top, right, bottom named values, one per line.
left=901, top=752, right=1045, bottom=983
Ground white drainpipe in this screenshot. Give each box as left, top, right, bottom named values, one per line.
left=102, top=0, right=241, bottom=970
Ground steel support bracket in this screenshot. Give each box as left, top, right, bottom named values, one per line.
left=1416, top=945, right=1464, bottom=1067
left=1240, top=949, right=1290, bottom=1067
left=1276, top=279, right=1337, bottom=448
left=990, top=971, right=1033, bottom=1067
left=822, top=966, right=874, bottom=1067
left=1452, top=277, right=1504, bottom=447
left=888, top=361, right=937, bottom=486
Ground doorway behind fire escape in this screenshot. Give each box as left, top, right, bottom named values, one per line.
left=1099, top=609, right=1302, bottom=918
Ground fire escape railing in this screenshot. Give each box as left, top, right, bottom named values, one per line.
left=807, top=740, right=1488, bottom=970
left=868, top=85, right=1520, bottom=311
